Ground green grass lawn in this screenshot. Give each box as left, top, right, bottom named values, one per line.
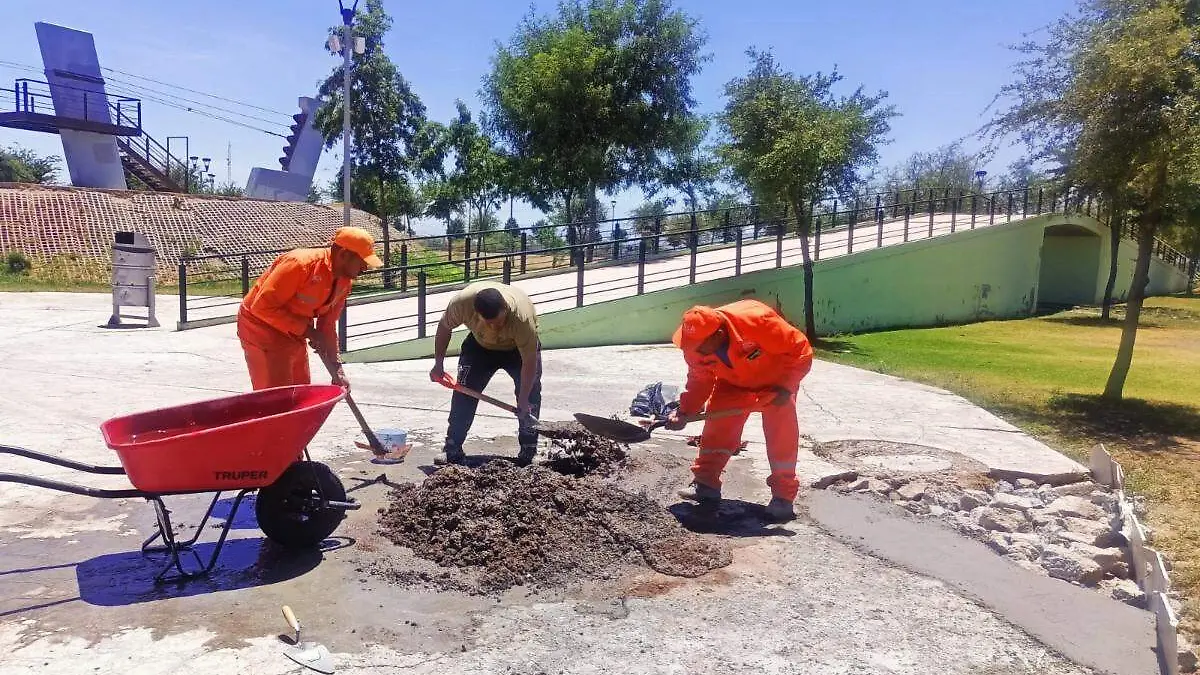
left=816, top=294, right=1200, bottom=639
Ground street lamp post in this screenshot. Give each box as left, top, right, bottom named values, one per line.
left=337, top=0, right=361, bottom=234
left=975, top=170, right=987, bottom=194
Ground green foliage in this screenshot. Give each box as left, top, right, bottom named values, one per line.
left=718, top=48, right=896, bottom=208
left=469, top=210, right=500, bottom=233
left=985, top=0, right=1200, bottom=399
left=0, top=145, right=59, bottom=184
left=483, top=0, right=709, bottom=219
left=532, top=220, right=565, bottom=250
left=396, top=248, right=460, bottom=284
left=880, top=141, right=987, bottom=193
left=440, top=100, right=508, bottom=228
left=5, top=251, right=32, bottom=275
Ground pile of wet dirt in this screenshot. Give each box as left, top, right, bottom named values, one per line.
left=374, top=462, right=729, bottom=594
left=536, top=420, right=628, bottom=477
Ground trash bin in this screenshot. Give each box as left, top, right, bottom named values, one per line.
left=106, top=231, right=160, bottom=328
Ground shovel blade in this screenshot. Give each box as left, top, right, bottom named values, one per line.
left=573, top=413, right=651, bottom=443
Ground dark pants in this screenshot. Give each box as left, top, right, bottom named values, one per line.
left=445, top=334, right=542, bottom=453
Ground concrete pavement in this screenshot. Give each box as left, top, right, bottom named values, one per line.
left=0, top=291, right=1150, bottom=675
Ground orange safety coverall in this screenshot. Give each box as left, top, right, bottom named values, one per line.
left=676, top=299, right=814, bottom=502
left=236, top=248, right=350, bottom=390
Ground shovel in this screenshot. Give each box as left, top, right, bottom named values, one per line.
left=316, top=350, right=393, bottom=460
left=281, top=605, right=334, bottom=674
left=575, top=398, right=772, bottom=444
left=436, top=373, right=552, bottom=432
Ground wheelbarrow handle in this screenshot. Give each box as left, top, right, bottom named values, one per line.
left=437, top=373, right=539, bottom=424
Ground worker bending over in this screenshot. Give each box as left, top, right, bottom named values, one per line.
left=237, top=226, right=382, bottom=390
left=666, top=298, right=814, bottom=522
left=429, top=281, right=542, bottom=467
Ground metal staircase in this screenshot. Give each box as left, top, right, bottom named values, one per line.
left=116, top=133, right=183, bottom=193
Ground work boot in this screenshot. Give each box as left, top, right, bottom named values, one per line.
left=433, top=447, right=466, bottom=466
left=677, top=482, right=721, bottom=504
left=515, top=446, right=537, bottom=467
left=765, top=497, right=795, bottom=523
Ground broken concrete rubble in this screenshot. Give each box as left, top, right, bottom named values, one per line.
left=990, top=492, right=1040, bottom=512
left=896, top=481, right=927, bottom=501
left=980, top=508, right=1030, bottom=533
left=1040, top=544, right=1105, bottom=586
left=819, top=468, right=1140, bottom=605
left=1044, top=496, right=1106, bottom=521
left=1099, top=578, right=1147, bottom=608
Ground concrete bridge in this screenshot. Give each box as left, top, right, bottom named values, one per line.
left=339, top=201, right=1193, bottom=363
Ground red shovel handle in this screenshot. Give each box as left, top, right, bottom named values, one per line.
left=438, top=373, right=519, bottom=415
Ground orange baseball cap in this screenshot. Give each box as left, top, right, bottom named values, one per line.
left=332, top=226, right=383, bottom=268
left=671, top=305, right=723, bottom=350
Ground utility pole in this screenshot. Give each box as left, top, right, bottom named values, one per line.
left=339, top=1, right=359, bottom=232
left=225, top=143, right=232, bottom=184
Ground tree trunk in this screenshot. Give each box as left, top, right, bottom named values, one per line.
left=1188, top=243, right=1199, bottom=296
left=1103, top=162, right=1166, bottom=400
left=563, top=190, right=577, bottom=266
left=1101, top=210, right=1121, bottom=320
left=792, top=199, right=817, bottom=339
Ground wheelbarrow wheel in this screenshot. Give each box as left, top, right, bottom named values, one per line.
left=256, top=461, right=346, bottom=549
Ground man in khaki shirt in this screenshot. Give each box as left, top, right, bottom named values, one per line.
left=429, top=281, right=542, bottom=466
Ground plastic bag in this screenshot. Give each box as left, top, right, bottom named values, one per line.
left=629, top=381, right=681, bottom=419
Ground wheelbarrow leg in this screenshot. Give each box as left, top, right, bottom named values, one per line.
left=141, top=492, right=223, bottom=555
left=144, top=490, right=253, bottom=584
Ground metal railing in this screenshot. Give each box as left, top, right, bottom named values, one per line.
left=4, top=78, right=142, bottom=131
left=175, top=186, right=1198, bottom=341
left=115, top=130, right=187, bottom=190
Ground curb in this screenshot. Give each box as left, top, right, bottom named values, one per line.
left=1091, top=444, right=1193, bottom=675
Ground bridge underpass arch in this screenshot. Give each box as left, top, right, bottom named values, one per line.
left=1036, top=222, right=1103, bottom=313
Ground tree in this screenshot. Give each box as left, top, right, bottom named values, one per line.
left=306, top=184, right=325, bottom=203
left=313, top=0, right=434, bottom=221
left=984, top=0, right=1200, bottom=399
left=0, top=145, right=59, bottom=184
left=650, top=114, right=721, bottom=209
left=881, top=141, right=986, bottom=193
left=483, top=0, right=708, bottom=231
left=444, top=101, right=507, bottom=233
left=718, top=48, right=896, bottom=337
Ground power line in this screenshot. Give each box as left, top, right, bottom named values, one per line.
left=101, top=73, right=292, bottom=129
left=0, top=58, right=294, bottom=135
left=100, top=65, right=293, bottom=117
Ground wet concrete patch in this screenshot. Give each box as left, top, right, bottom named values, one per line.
left=807, top=490, right=1160, bottom=675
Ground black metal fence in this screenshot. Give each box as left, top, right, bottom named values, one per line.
left=175, top=185, right=1197, bottom=345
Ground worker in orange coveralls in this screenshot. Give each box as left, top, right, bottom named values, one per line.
left=236, top=226, right=382, bottom=391
left=665, top=298, right=814, bottom=522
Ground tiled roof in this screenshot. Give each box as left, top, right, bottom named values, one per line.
left=0, top=183, right=381, bottom=282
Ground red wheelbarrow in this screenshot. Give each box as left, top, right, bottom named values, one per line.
left=0, top=384, right=360, bottom=583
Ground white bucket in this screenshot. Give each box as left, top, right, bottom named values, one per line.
left=377, top=428, right=409, bottom=453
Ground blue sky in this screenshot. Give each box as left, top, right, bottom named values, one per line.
left=1, top=0, right=1073, bottom=233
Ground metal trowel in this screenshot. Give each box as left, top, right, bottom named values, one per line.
left=281, top=605, right=334, bottom=674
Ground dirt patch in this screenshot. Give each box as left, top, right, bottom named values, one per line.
left=643, top=535, right=733, bottom=577
left=536, top=420, right=628, bottom=477
left=374, top=462, right=729, bottom=594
